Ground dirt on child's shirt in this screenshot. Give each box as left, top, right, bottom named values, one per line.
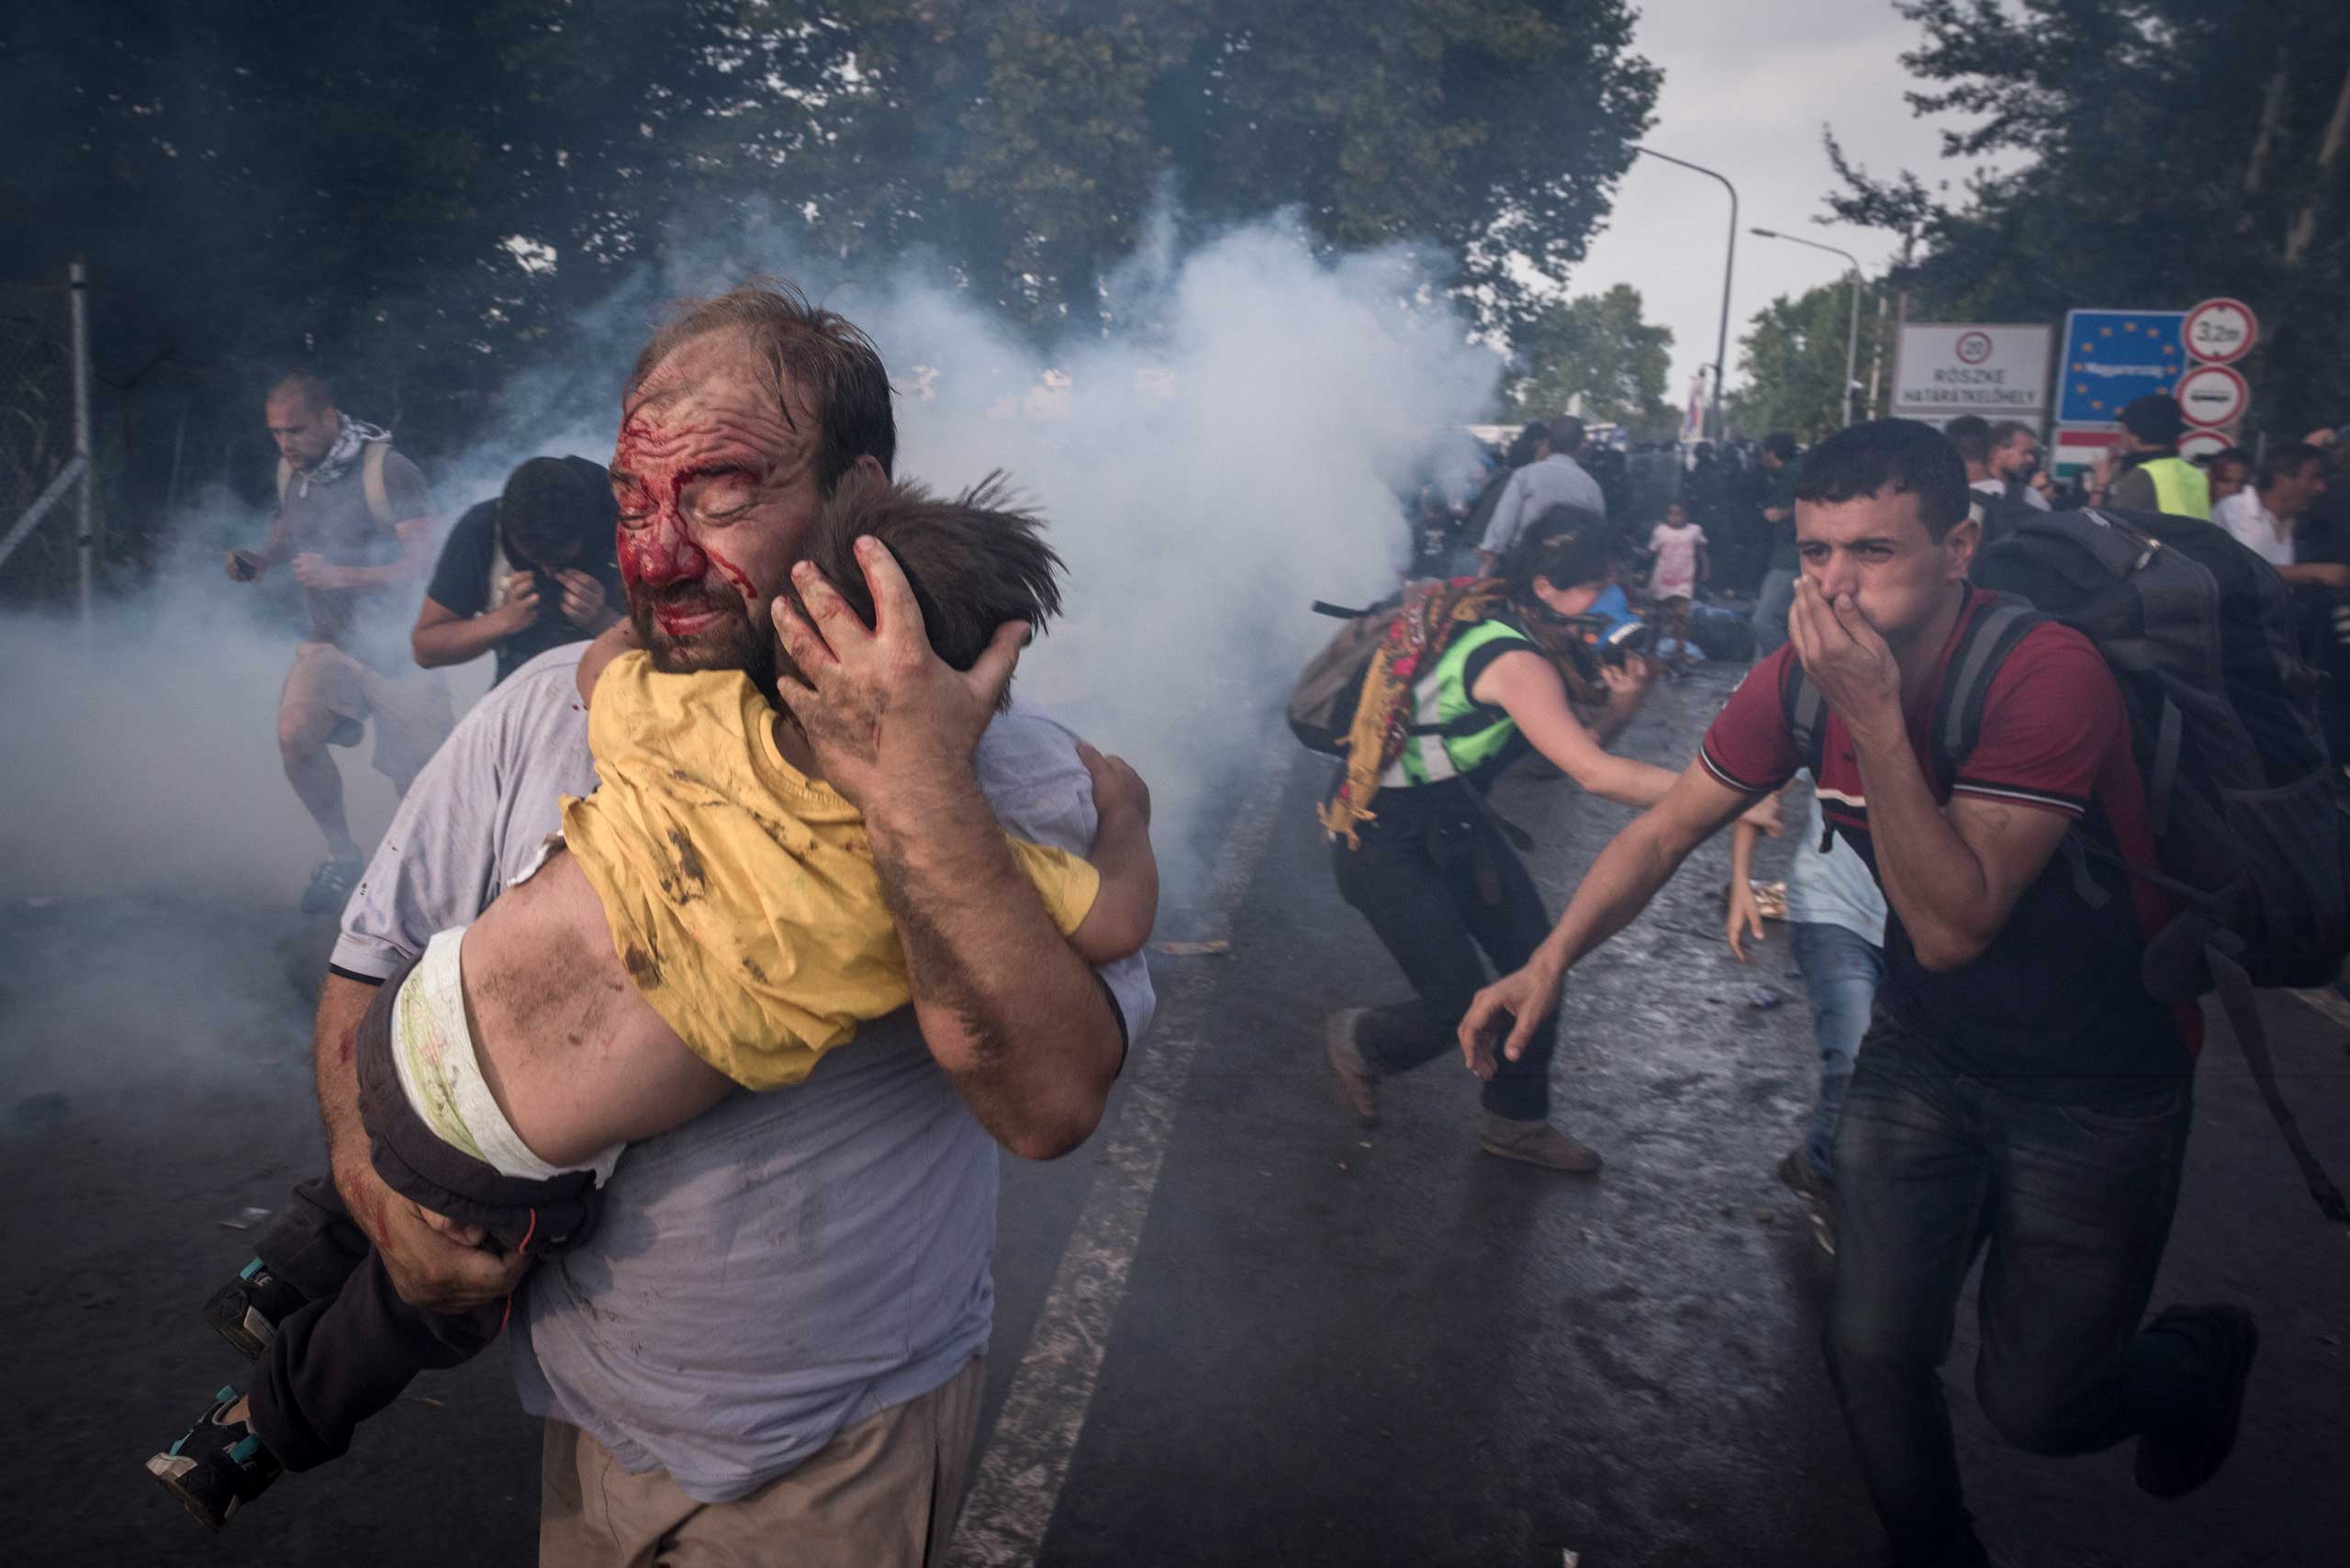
left=561, top=651, right=1099, bottom=1090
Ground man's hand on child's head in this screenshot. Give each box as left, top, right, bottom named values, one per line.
left=1078, top=742, right=1150, bottom=827
left=770, top=536, right=1026, bottom=814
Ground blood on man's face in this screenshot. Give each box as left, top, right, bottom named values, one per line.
left=610, top=333, right=825, bottom=678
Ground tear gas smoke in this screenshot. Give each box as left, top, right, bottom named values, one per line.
left=0, top=205, right=1501, bottom=1098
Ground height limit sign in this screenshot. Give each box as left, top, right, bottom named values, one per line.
left=2182, top=297, right=2258, bottom=366
left=2177, top=297, right=2259, bottom=439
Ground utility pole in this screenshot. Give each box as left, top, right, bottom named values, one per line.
left=1750, top=228, right=1864, bottom=427
left=1634, top=148, right=1739, bottom=443
left=70, top=260, right=94, bottom=625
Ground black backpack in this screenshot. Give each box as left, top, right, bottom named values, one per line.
left=1786, top=507, right=2350, bottom=1225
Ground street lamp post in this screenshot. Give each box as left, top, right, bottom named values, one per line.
left=1633, top=147, right=1738, bottom=444
left=1751, top=227, right=1864, bottom=428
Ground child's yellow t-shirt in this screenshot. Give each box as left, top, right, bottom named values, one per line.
left=560, top=651, right=1100, bottom=1091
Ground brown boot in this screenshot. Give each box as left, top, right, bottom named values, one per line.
left=1479, top=1114, right=1602, bottom=1173
left=1323, top=1009, right=1379, bottom=1127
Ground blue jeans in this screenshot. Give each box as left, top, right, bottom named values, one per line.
left=1826, top=1016, right=2211, bottom=1565
left=1751, top=566, right=1797, bottom=657
left=1790, top=921, right=1884, bottom=1182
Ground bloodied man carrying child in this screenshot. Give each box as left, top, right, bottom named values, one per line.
left=152, top=285, right=1158, bottom=1562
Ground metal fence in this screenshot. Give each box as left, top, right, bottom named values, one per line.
left=0, top=264, right=95, bottom=616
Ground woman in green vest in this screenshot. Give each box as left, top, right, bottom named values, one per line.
left=1320, top=511, right=1770, bottom=1171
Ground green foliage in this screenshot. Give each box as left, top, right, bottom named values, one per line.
left=1507, top=284, right=1673, bottom=431
left=1, top=0, right=1660, bottom=569
left=1824, top=0, right=2350, bottom=435
left=1733, top=280, right=1886, bottom=442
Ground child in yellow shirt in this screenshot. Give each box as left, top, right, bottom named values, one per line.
left=151, top=474, right=1155, bottom=1529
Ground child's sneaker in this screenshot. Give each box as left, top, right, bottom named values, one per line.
left=146, top=1386, right=282, bottom=1530
left=203, top=1258, right=308, bottom=1361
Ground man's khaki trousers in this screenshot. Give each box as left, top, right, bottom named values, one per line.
left=539, top=1357, right=985, bottom=1567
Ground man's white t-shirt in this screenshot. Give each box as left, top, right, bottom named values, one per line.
left=2212, top=490, right=2295, bottom=568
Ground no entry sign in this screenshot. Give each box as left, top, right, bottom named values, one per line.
left=2182, top=297, right=2259, bottom=366
left=2175, top=363, right=2250, bottom=429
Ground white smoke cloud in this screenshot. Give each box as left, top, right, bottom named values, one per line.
left=0, top=206, right=1501, bottom=1093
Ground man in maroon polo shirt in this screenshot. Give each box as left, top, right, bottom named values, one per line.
left=1458, top=420, right=2258, bottom=1568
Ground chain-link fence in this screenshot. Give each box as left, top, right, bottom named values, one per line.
left=0, top=273, right=87, bottom=609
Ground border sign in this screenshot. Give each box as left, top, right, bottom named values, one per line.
left=2057, top=309, right=2186, bottom=425
left=2182, top=297, right=2259, bottom=366
left=1890, top=323, right=2053, bottom=422
left=2175, top=363, right=2250, bottom=429
left=2178, top=430, right=2235, bottom=463
left=2051, top=425, right=2121, bottom=480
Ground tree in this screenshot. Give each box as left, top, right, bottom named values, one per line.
left=1733, top=280, right=1888, bottom=442
left=734, top=1, right=1660, bottom=342
left=1507, top=284, right=1673, bottom=431
left=0, top=1, right=1661, bottom=597
left=1822, top=0, right=2350, bottom=433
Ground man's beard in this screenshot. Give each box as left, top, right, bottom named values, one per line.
left=630, top=588, right=773, bottom=685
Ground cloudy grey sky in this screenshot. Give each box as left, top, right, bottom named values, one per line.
left=1572, top=0, right=1987, bottom=405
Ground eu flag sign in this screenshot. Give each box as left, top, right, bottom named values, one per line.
left=2056, top=309, right=2187, bottom=425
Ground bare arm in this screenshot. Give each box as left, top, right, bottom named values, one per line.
left=293, top=517, right=438, bottom=594
left=772, top=543, right=1128, bottom=1161
left=314, top=972, right=526, bottom=1309
left=1724, top=818, right=1766, bottom=962
left=2278, top=561, right=2350, bottom=590
left=1460, top=759, right=1760, bottom=1067
left=574, top=619, right=642, bottom=705
left=1844, top=722, right=2068, bottom=971
left=867, top=780, right=1126, bottom=1159
left=346, top=517, right=437, bottom=588
left=1789, top=578, right=2070, bottom=971
left=411, top=577, right=537, bottom=669
left=226, top=510, right=294, bottom=580
left=1474, top=647, right=1677, bottom=808
left=1067, top=745, right=1157, bottom=966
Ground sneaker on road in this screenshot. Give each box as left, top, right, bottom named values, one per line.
left=1479, top=1114, right=1602, bottom=1173
left=1777, top=1146, right=1834, bottom=1204
left=2134, top=1304, right=2259, bottom=1499
left=1323, top=1009, right=1378, bottom=1127
left=299, top=854, right=362, bottom=916
left=147, top=1386, right=282, bottom=1531
left=202, top=1257, right=309, bottom=1361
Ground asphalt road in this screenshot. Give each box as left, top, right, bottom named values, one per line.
left=7, top=659, right=2347, bottom=1567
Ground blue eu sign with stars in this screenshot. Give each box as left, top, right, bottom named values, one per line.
left=2057, top=308, right=2187, bottom=425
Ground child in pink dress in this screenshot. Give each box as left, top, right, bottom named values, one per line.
left=1645, top=500, right=1707, bottom=669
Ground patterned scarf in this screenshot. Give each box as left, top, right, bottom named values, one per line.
left=291, top=416, right=391, bottom=496
left=1318, top=577, right=1506, bottom=849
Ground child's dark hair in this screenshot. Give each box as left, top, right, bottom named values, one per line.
left=778, top=470, right=1063, bottom=710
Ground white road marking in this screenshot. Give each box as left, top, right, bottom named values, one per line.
left=944, top=757, right=1297, bottom=1568
left=2291, top=986, right=2350, bottom=1033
